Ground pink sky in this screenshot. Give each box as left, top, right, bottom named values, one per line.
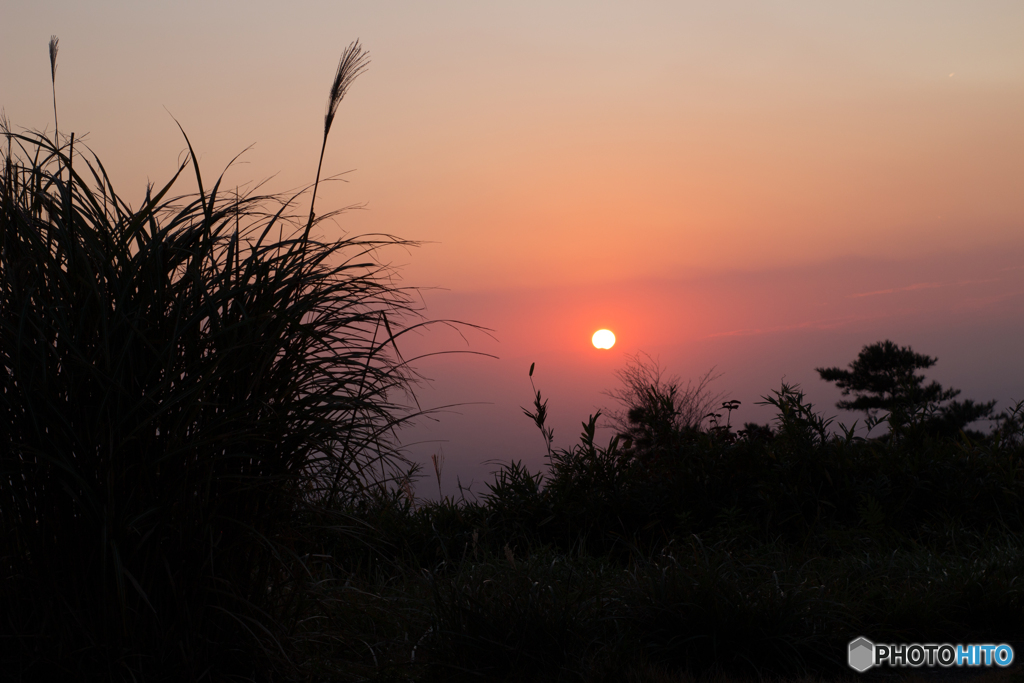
left=401, top=246, right=1024, bottom=495
left=4, top=1, right=1022, bottom=497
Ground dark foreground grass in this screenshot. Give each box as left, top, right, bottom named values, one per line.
left=296, top=542, right=1023, bottom=683
left=308, top=508, right=1023, bottom=682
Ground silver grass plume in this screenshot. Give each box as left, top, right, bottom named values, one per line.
left=48, top=35, right=59, bottom=142
left=306, top=40, right=370, bottom=238
left=49, top=35, right=58, bottom=81
left=324, top=40, right=370, bottom=137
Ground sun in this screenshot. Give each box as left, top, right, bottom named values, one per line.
left=592, top=329, right=616, bottom=349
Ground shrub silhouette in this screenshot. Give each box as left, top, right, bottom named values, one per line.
left=605, top=352, right=720, bottom=456
left=501, top=360, right=1024, bottom=557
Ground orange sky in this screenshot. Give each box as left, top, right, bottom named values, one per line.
left=4, top=1, right=1023, bottom=496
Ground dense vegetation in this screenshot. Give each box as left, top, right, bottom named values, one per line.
left=321, top=363, right=1023, bottom=682
left=3, top=39, right=1023, bottom=683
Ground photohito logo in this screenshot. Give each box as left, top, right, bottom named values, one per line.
left=848, top=637, right=1014, bottom=672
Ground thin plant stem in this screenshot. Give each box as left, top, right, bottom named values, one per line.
left=48, top=36, right=59, bottom=147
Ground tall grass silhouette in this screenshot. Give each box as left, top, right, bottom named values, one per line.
left=1, top=39, right=425, bottom=680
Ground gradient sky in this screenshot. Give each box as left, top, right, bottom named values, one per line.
left=4, top=1, right=1023, bottom=497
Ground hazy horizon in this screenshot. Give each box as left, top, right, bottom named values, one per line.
left=401, top=243, right=1024, bottom=498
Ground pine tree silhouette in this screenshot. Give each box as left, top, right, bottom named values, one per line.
left=817, top=340, right=995, bottom=438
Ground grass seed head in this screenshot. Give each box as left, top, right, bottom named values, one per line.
left=48, top=35, right=58, bottom=82
left=325, top=39, right=370, bottom=136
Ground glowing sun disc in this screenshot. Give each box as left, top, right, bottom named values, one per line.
left=592, top=329, right=616, bottom=349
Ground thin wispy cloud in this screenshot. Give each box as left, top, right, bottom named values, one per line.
left=848, top=277, right=1002, bottom=299
left=848, top=282, right=943, bottom=298
left=705, top=314, right=869, bottom=339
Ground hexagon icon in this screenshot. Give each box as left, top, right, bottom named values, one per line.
left=848, top=637, right=875, bottom=672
